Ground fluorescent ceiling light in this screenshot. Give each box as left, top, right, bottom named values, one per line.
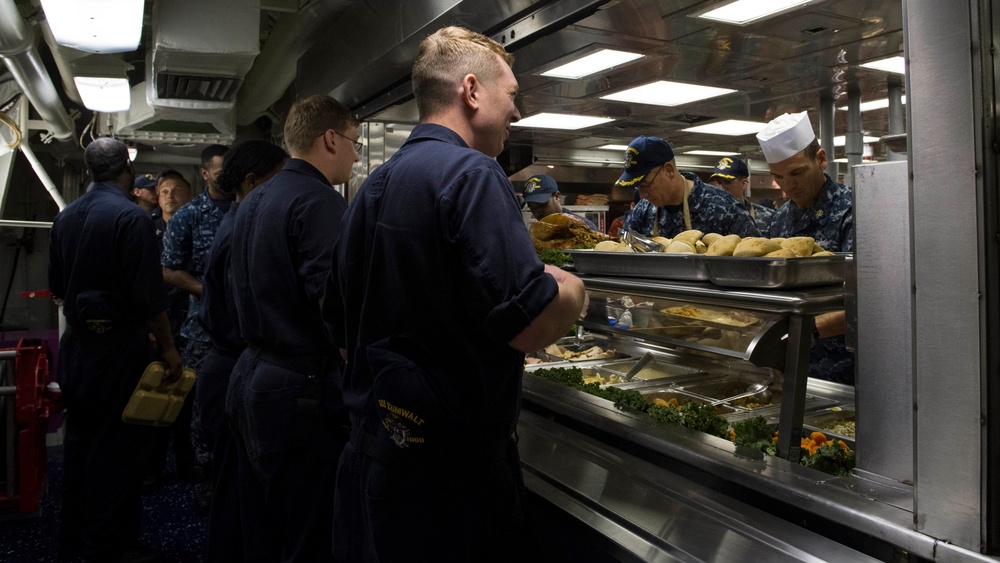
left=832, top=135, right=881, bottom=146
left=42, top=0, right=144, bottom=53
left=697, top=0, right=814, bottom=25
left=542, top=49, right=644, bottom=79
left=127, top=147, right=138, bottom=161
left=860, top=56, right=905, bottom=74
left=513, top=113, right=615, bottom=130
left=833, top=158, right=849, bottom=163
left=597, top=144, right=631, bottom=151
left=681, top=120, right=768, bottom=136
left=684, top=149, right=740, bottom=156
left=837, top=95, right=907, bottom=112
left=600, top=80, right=736, bottom=107
left=74, top=77, right=131, bottom=112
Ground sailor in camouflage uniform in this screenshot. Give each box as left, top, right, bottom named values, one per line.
left=758, top=111, right=855, bottom=385
left=161, top=145, right=232, bottom=487
left=618, top=136, right=760, bottom=239
left=708, top=156, right=775, bottom=234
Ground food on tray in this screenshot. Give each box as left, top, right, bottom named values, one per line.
left=781, top=236, right=816, bottom=257
left=588, top=231, right=833, bottom=257
left=543, top=343, right=616, bottom=361
left=764, top=248, right=797, bottom=258
left=653, top=397, right=680, bottom=408
left=582, top=372, right=625, bottom=386
left=734, top=237, right=782, bottom=257
left=816, top=419, right=856, bottom=438
left=660, top=304, right=759, bottom=327
left=530, top=213, right=608, bottom=251
left=706, top=234, right=741, bottom=256
left=664, top=240, right=695, bottom=254
left=525, top=356, right=546, bottom=365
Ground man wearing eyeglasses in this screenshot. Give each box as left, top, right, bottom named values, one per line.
left=228, top=94, right=359, bottom=561
left=619, top=136, right=760, bottom=239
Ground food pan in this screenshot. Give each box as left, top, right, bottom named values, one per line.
left=637, top=388, right=737, bottom=416
left=702, top=253, right=850, bottom=289
left=625, top=353, right=707, bottom=382
left=804, top=408, right=857, bottom=439
left=678, top=379, right=780, bottom=410
left=564, top=250, right=710, bottom=281
left=597, top=359, right=642, bottom=375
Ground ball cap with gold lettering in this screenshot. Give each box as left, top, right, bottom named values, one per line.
left=133, top=173, right=157, bottom=191
left=756, top=111, right=816, bottom=164
left=522, top=174, right=559, bottom=203
left=615, top=136, right=674, bottom=188
left=710, top=156, right=749, bottom=180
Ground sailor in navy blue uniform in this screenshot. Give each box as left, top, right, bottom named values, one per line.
left=758, top=111, right=855, bottom=384
left=618, top=136, right=760, bottom=238
left=228, top=96, right=358, bottom=562
left=707, top=156, right=775, bottom=234
left=325, top=26, right=585, bottom=562
left=48, top=138, right=182, bottom=562
left=196, top=140, right=287, bottom=561
left=522, top=173, right=599, bottom=230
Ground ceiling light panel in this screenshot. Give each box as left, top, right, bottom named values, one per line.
left=513, top=113, right=615, bottom=130
left=696, top=0, right=816, bottom=25
left=684, top=150, right=741, bottom=156
left=837, top=96, right=907, bottom=112
left=597, top=144, right=630, bottom=151
left=832, top=135, right=881, bottom=146
left=860, top=56, right=906, bottom=74
left=600, top=81, right=736, bottom=107
left=74, top=77, right=131, bottom=112
left=42, top=0, right=145, bottom=53
left=541, top=49, right=644, bottom=80
left=681, top=120, right=768, bottom=136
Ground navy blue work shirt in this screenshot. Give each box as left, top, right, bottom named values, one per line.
left=622, top=173, right=761, bottom=238
left=230, top=159, right=345, bottom=359
left=326, top=123, right=558, bottom=437
left=768, top=174, right=855, bottom=384
left=48, top=182, right=168, bottom=330
left=197, top=202, right=243, bottom=356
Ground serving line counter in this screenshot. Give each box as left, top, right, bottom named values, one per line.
left=515, top=264, right=993, bottom=561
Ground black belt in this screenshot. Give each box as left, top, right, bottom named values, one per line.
left=248, top=345, right=328, bottom=375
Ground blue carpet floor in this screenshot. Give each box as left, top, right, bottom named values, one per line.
left=0, top=445, right=207, bottom=563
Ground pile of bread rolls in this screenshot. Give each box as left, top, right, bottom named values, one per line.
left=594, top=230, right=835, bottom=257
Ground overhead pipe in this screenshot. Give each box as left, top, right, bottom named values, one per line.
left=235, top=0, right=352, bottom=126
left=0, top=0, right=75, bottom=142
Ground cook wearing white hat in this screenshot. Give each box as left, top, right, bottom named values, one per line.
left=756, top=110, right=856, bottom=386
left=756, top=111, right=828, bottom=210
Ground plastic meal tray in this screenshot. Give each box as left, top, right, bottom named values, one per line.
left=565, top=250, right=850, bottom=289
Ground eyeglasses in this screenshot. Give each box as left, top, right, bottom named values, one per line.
left=331, top=130, right=363, bottom=152
left=637, top=165, right=662, bottom=190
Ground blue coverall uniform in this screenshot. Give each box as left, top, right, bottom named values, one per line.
left=622, top=173, right=761, bottom=238
left=228, top=158, right=347, bottom=562
left=325, top=123, right=559, bottom=561
left=48, top=182, right=167, bottom=560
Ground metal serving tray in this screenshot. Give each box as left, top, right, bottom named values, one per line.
left=624, top=353, right=708, bottom=383
left=678, top=378, right=779, bottom=410
left=702, top=253, right=851, bottom=289
left=635, top=387, right=737, bottom=416
left=803, top=408, right=857, bottom=439
left=565, top=250, right=709, bottom=281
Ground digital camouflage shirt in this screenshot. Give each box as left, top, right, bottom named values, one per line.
left=162, top=191, right=232, bottom=343
left=622, top=173, right=761, bottom=238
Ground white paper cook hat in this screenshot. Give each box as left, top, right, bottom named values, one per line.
left=756, top=111, right=816, bottom=163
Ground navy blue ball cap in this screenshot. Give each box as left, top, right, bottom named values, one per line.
left=522, top=174, right=559, bottom=203
left=133, top=173, right=157, bottom=190
left=615, top=136, right=674, bottom=188
left=710, top=156, right=749, bottom=180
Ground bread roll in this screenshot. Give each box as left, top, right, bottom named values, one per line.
left=769, top=237, right=786, bottom=245
left=652, top=237, right=672, bottom=248
left=812, top=242, right=826, bottom=254
left=781, top=236, right=815, bottom=257
left=702, top=233, right=722, bottom=246
left=764, top=248, right=798, bottom=258
left=613, top=242, right=634, bottom=252
left=811, top=250, right=835, bottom=257
left=734, top=237, right=782, bottom=257
left=673, top=229, right=704, bottom=246
left=695, top=240, right=708, bottom=254
left=594, top=240, right=620, bottom=252
left=664, top=240, right=696, bottom=254
left=706, top=234, right=741, bottom=256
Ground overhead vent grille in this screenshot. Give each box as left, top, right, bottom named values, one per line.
left=802, top=26, right=830, bottom=35
left=155, top=73, right=241, bottom=102
left=665, top=114, right=715, bottom=124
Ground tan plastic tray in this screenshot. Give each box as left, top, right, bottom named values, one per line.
left=122, top=361, right=196, bottom=427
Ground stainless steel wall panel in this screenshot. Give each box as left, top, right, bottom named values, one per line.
left=905, top=0, right=985, bottom=550
left=853, top=161, right=913, bottom=484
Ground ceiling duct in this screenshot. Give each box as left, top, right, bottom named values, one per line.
left=110, top=0, right=259, bottom=147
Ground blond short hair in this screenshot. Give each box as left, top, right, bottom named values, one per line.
left=412, top=26, right=514, bottom=120
left=283, top=95, right=359, bottom=155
